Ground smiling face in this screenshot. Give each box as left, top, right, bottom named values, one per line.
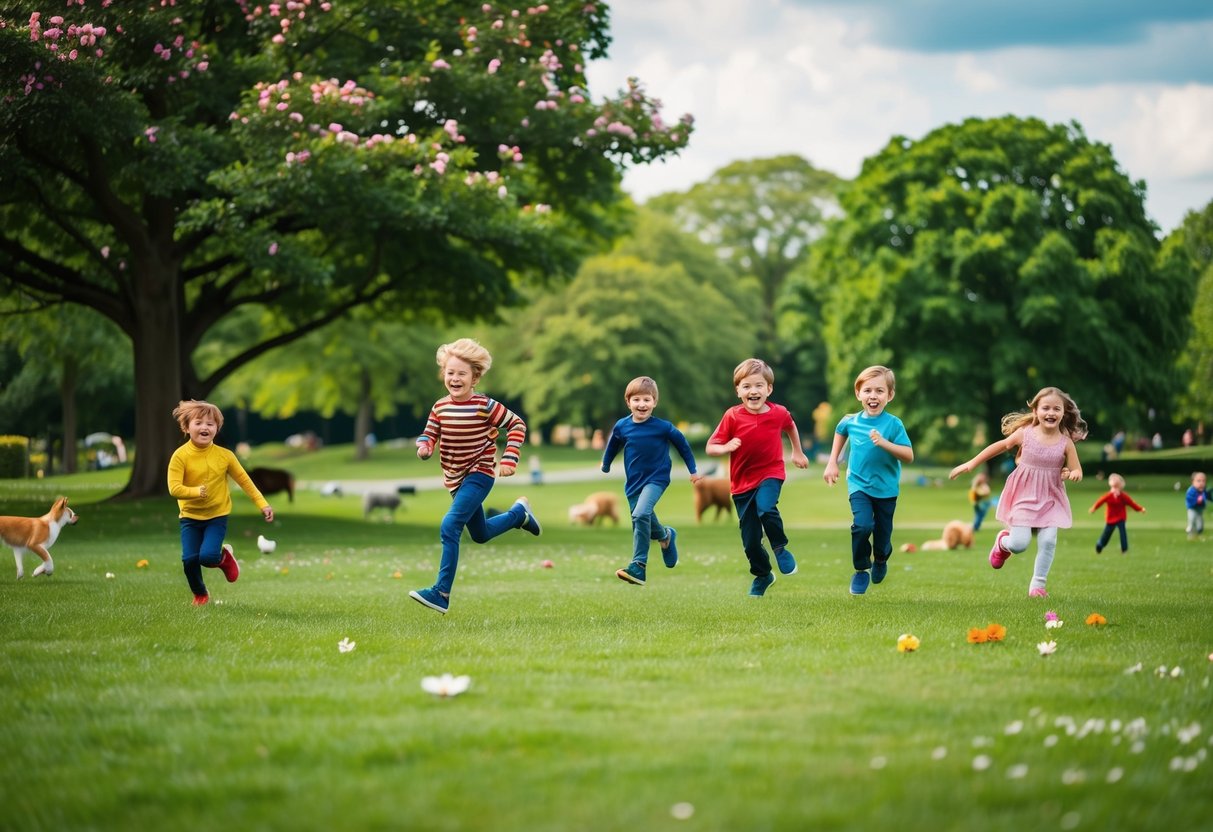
left=627, top=393, right=656, bottom=422
left=736, top=373, right=772, bottom=414
left=855, top=375, right=894, bottom=417
left=442, top=355, right=480, bottom=402
left=187, top=414, right=218, bottom=449
left=1194, top=473, right=1208, bottom=491
left=1033, top=393, right=1066, bottom=434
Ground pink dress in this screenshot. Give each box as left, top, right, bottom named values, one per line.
left=995, top=427, right=1072, bottom=528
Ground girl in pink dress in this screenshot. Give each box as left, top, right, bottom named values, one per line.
left=950, top=387, right=1086, bottom=598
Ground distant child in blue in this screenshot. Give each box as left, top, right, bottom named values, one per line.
left=822, top=365, right=914, bottom=596
left=969, top=472, right=993, bottom=531
left=603, top=376, right=703, bottom=586
left=1186, top=471, right=1210, bottom=540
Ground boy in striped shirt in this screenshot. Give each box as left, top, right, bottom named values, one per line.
left=409, top=339, right=541, bottom=614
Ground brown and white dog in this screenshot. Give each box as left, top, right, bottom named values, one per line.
left=568, top=491, right=621, bottom=526
left=919, top=520, right=974, bottom=551
left=0, top=497, right=78, bottom=579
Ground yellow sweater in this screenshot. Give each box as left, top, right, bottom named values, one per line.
left=167, top=442, right=268, bottom=520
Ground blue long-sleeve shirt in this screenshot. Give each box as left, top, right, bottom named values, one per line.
left=601, top=416, right=697, bottom=500
left=1186, top=485, right=1211, bottom=511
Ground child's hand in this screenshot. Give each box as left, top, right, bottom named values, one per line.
left=417, top=443, right=432, bottom=460
left=869, top=429, right=883, bottom=445
left=1061, top=467, right=1082, bottom=483
left=723, top=438, right=741, bottom=453
left=498, top=461, right=516, bottom=478
left=262, top=505, right=275, bottom=522
left=198, top=484, right=208, bottom=498
left=823, top=462, right=839, bottom=485
left=690, top=473, right=705, bottom=484
left=948, top=463, right=971, bottom=480
left=791, top=451, right=809, bottom=470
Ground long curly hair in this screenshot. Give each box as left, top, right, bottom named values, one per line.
left=1000, top=387, right=1088, bottom=441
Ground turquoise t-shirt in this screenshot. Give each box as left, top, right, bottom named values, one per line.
left=835, top=411, right=911, bottom=498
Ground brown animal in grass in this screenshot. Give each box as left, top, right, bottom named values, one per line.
left=693, top=477, right=732, bottom=523
left=0, top=496, right=78, bottom=579
left=919, top=520, right=974, bottom=551
left=568, top=491, right=620, bottom=526
left=248, top=467, right=295, bottom=503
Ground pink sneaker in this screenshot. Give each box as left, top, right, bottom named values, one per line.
left=1028, top=587, right=1048, bottom=598
left=219, top=544, right=240, bottom=583
left=988, top=529, right=1011, bottom=569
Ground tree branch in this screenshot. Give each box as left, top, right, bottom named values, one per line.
left=0, top=238, right=129, bottom=330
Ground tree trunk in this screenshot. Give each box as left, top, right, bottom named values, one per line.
left=60, top=358, right=79, bottom=474
left=354, top=368, right=372, bottom=461
left=118, top=269, right=184, bottom=499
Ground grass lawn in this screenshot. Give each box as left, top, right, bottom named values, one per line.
left=1, top=460, right=1210, bottom=831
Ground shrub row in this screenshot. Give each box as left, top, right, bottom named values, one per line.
left=0, top=436, right=29, bottom=479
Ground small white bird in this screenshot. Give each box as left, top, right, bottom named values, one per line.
left=257, top=534, right=277, bottom=554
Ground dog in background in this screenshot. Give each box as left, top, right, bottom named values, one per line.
left=249, top=466, right=295, bottom=503
left=1, top=496, right=78, bottom=579
left=568, top=491, right=620, bottom=526
left=363, top=492, right=401, bottom=521
left=919, top=520, right=974, bottom=551
left=693, top=477, right=732, bottom=523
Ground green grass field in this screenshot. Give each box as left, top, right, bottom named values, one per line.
left=1, top=457, right=1210, bottom=831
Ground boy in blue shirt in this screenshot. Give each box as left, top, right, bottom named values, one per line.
left=1186, top=471, right=1210, bottom=540
left=603, top=376, right=703, bottom=586
left=823, top=366, right=914, bottom=595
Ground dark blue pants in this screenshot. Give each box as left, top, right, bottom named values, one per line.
left=1096, top=520, right=1128, bottom=552
left=180, top=515, right=229, bottom=597
left=435, top=472, right=525, bottom=595
left=849, top=491, right=897, bottom=572
left=732, top=478, right=787, bottom=577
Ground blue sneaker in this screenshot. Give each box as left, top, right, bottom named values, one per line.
left=749, top=572, right=776, bottom=597
left=662, top=527, right=679, bottom=568
left=850, top=570, right=870, bottom=595
left=616, top=561, right=646, bottom=585
left=409, top=587, right=450, bottom=614
left=515, top=496, right=542, bottom=536
left=871, top=559, right=888, bottom=584
left=774, top=546, right=798, bottom=575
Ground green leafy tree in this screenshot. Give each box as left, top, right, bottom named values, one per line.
left=0, top=1, right=691, bottom=496
left=648, top=155, right=842, bottom=402
left=1174, top=201, right=1213, bottom=437
left=809, top=116, right=1197, bottom=454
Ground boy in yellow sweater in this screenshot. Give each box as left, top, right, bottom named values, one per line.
left=167, top=400, right=275, bottom=605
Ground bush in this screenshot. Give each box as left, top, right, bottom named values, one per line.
left=0, top=436, right=29, bottom=479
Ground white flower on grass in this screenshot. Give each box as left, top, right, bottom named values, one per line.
left=421, top=673, right=471, bottom=697
left=971, top=754, right=992, bottom=771
left=1061, top=768, right=1086, bottom=785
left=1124, top=662, right=1143, bottom=674
left=1107, top=767, right=1124, bottom=783
left=931, top=746, right=947, bottom=761
left=1170, top=666, right=1184, bottom=679
left=1044, top=734, right=1059, bottom=748
left=670, top=803, right=695, bottom=821
left=337, top=637, right=356, bottom=653
left=1177, top=723, right=1201, bottom=744
left=1037, top=640, right=1058, bottom=656
left=1045, top=619, right=1064, bottom=629
left=1007, top=763, right=1029, bottom=779
left=105, top=572, right=115, bottom=579
left=870, top=755, right=887, bottom=769
left=1004, top=720, right=1024, bottom=735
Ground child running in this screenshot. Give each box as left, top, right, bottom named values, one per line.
left=167, top=400, right=274, bottom=606
left=1089, top=473, right=1145, bottom=554
left=969, top=472, right=994, bottom=531
left=1186, top=471, right=1210, bottom=541
left=603, top=376, right=703, bottom=586
left=950, top=386, right=1087, bottom=598
left=706, top=358, right=809, bottom=597
left=409, top=338, right=541, bottom=615
left=822, top=366, right=914, bottom=595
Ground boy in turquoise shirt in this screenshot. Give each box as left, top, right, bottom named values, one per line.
left=823, top=366, right=914, bottom=595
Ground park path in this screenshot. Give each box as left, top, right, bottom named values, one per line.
left=299, top=465, right=625, bottom=496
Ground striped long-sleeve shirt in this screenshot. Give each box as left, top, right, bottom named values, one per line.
left=417, top=393, right=527, bottom=491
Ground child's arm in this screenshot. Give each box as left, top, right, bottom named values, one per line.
left=669, top=426, right=702, bottom=480
left=785, top=420, right=809, bottom=470
left=1089, top=493, right=1109, bottom=513
left=228, top=454, right=274, bottom=522
left=705, top=414, right=738, bottom=457
left=870, top=428, right=913, bottom=463
left=490, top=401, right=526, bottom=477
left=1060, top=437, right=1082, bottom=482
left=166, top=452, right=202, bottom=500
left=601, top=427, right=624, bottom=473
left=949, top=430, right=1021, bottom=480
left=416, top=405, right=440, bottom=460
left=1124, top=493, right=1145, bottom=513
left=822, top=432, right=847, bottom=485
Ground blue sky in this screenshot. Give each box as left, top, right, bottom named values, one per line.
left=587, top=0, right=1213, bottom=231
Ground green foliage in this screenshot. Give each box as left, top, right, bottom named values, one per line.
left=1173, top=201, right=1213, bottom=429
left=810, top=116, right=1198, bottom=453
left=0, top=435, right=28, bottom=478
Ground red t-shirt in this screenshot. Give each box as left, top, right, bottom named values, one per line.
left=709, top=403, right=794, bottom=494
left=1091, top=490, right=1144, bottom=524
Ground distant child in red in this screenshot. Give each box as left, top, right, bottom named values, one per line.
left=1089, top=473, right=1145, bottom=555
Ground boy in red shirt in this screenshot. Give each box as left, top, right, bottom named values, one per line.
left=706, top=358, right=809, bottom=596
left=1089, top=473, right=1145, bottom=555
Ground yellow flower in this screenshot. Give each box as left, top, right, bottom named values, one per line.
left=1085, top=613, right=1107, bottom=626
left=135, top=559, right=149, bottom=568
left=967, top=628, right=988, bottom=644
left=392, top=570, right=403, bottom=579
left=985, top=623, right=1007, bottom=642
left=897, top=633, right=920, bottom=653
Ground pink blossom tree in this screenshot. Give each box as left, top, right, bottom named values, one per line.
left=0, top=0, right=692, bottom=497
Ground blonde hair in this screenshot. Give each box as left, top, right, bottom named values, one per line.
left=733, top=358, right=773, bottom=386
left=436, top=338, right=492, bottom=378
left=172, top=400, right=224, bottom=434
left=854, top=365, right=895, bottom=393
left=1107, top=473, right=1125, bottom=489
left=625, top=376, right=659, bottom=402
left=1000, top=386, right=1088, bottom=440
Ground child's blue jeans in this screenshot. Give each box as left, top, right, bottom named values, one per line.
left=849, top=491, right=897, bottom=572
left=436, top=472, right=525, bottom=595
left=627, top=483, right=668, bottom=565
left=732, top=478, right=787, bottom=577
left=1096, top=520, right=1128, bottom=552
left=180, top=515, right=229, bottom=597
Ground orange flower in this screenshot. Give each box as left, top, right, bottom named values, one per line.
left=985, top=623, right=1007, bottom=642
left=135, top=559, right=149, bottom=568
left=967, top=628, right=988, bottom=644
left=897, top=633, right=921, bottom=653
left=1085, top=612, right=1107, bottom=626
